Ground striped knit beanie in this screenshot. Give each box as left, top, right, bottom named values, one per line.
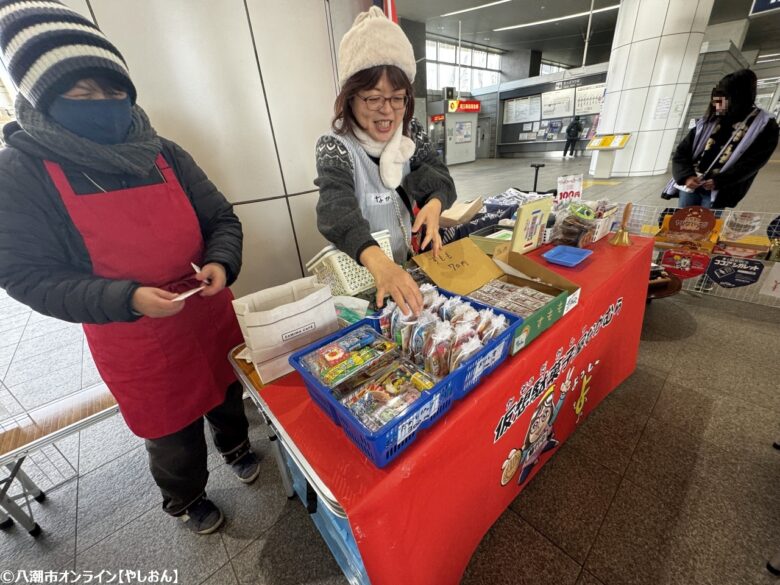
left=0, top=0, right=136, bottom=112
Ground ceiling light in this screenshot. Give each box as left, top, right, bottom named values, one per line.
left=758, top=52, right=780, bottom=59
left=756, top=58, right=780, bottom=64
left=441, top=0, right=511, bottom=18
left=494, top=4, right=619, bottom=32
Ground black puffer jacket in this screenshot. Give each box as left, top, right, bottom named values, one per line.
left=0, top=122, right=242, bottom=324
left=671, top=115, right=779, bottom=208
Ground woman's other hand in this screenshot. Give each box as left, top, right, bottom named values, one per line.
left=360, top=246, right=422, bottom=316
left=413, top=198, right=443, bottom=258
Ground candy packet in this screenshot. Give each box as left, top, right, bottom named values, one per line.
left=423, top=321, right=454, bottom=378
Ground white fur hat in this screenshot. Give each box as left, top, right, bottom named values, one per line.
left=338, top=6, right=416, bottom=87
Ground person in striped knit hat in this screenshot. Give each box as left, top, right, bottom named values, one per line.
left=0, top=0, right=259, bottom=535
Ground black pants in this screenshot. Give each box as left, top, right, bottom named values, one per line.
left=563, top=138, right=579, bottom=156
left=144, top=381, right=250, bottom=515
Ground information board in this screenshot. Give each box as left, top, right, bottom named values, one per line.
left=575, top=84, right=605, bottom=116
left=503, top=95, right=542, bottom=125
left=542, top=88, right=575, bottom=119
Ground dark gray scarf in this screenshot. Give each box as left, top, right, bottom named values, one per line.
left=13, top=94, right=162, bottom=176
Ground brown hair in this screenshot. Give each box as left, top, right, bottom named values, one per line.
left=333, top=65, right=414, bottom=138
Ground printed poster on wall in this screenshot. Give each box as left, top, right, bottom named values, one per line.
left=759, top=262, right=780, bottom=298
left=541, top=88, right=575, bottom=119
left=575, top=84, right=605, bottom=116
left=454, top=121, right=472, bottom=143
left=705, top=255, right=764, bottom=288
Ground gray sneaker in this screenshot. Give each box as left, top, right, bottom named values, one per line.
left=230, top=450, right=261, bottom=484
left=180, top=497, right=223, bottom=535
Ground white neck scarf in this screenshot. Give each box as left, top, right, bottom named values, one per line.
left=353, top=124, right=415, bottom=189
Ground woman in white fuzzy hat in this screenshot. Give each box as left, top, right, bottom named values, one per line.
left=315, top=6, right=457, bottom=316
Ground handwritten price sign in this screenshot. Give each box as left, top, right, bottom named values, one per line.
left=555, top=174, right=583, bottom=211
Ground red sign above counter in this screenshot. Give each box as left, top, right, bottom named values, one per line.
left=430, top=114, right=445, bottom=123
left=447, top=99, right=481, bottom=113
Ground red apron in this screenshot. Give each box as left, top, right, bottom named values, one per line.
left=44, top=154, right=243, bottom=439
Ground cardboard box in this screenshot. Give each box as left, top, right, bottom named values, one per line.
left=412, top=239, right=580, bottom=355
left=469, top=225, right=514, bottom=256
left=654, top=207, right=723, bottom=253
left=439, top=197, right=483, bottom=228
left=510, top=197, right=553, bottom=255
left=232, top=277, right=339, bottom=384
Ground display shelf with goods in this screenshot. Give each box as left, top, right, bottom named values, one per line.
left=616, top=202, right=780, bottom=308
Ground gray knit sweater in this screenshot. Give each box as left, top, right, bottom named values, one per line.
left=315, top=119, right=457, bottom=262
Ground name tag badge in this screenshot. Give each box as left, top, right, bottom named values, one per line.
left=369, top=191, right=393, bottom=206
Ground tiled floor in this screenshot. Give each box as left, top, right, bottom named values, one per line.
left=1, top=154, right=779, bottom=584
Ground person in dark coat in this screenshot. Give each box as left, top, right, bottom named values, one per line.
left=563, top=116, right=583, bottom=157
left=664, top=69, right=779, bottom=209
left=0, top=0, right=258, bottom=535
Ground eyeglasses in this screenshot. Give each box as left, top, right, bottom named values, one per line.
left=356, top=94, right=409, bottom=111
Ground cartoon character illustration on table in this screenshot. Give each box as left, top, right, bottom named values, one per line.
left=499, top=367, right=572, bottom=486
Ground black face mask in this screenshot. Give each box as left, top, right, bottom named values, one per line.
left=48, top=96, right=133, bottom=144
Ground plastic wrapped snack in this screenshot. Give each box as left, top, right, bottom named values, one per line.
left=340, top=360, right=435, bottom=432
left=419, top=283, right=440, bottom=310
left=423, top=321, right=454, bottom=378
left=451, top=306, right=480, bottom=328
left=450, top=336, right=483, bottom=371
left=481, top=314, right=508, bottom=342
left=552, top=202, right=596, bottom=248
left=391, top=307, right=418, bottom=356
left=377, top=301, right=396, bottom=338
left=301, top=325, right=397, bottom=388
left=476, top=309, right=496, bottom=339
left=439, top=296, right=464, bottom=321
left=410, top=312, right=439, bottom=366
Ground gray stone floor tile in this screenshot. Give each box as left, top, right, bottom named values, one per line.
left=0, top=342, right=17, bottom=370
left=626, top=417, right=780, bottom=556
left=13, top=325, right=84, bottom=362
left=0, top=482, right=77, bottom=571
left=207, top=452, right=289, bottom=559
left=0, top=300, right=32, bottom=319
left=78, top=414, right=142, bottom=475
left=81, top=345, right=102, bottom=389
left=651, top=381, right=779, bottom=464
left=462, top=510, right=581, bottom=585
left=585, top=479, right=778, bottom=585
left=75, top=504, right=228, bottom=585
left=512, top=443, right=621, bottom=563
left=565, top=395, right=648, bottom=474
left=0, top=382, right=25, bottom=418
left=0, top=311, right=32, bottom=335
left=7, top=362, right=82, bottom=410
left=230, top=502, right=347, bottom=585
left=76, top=446, right=160, bottom=553
left=606, top=366, right=665, bottom=417
left=21, top=440, right=79, bottom=491
left=575, top=571, right=605, bottom=585
left=641, top=300, right=700, bottom=342
left=635, top=337, right=685, bottom=376
left=3, top=340, right=83, bottom=386
left=20, top=317, right=79, bottom=342
left=1, top=325, right=25, bottom=349
left=201, top=562, right=239, bottom=585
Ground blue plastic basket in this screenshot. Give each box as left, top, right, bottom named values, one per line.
left=289, top=291, right=521, bottom=467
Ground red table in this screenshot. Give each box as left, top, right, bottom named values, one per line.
left=258, top=237, right=653, bottom=585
